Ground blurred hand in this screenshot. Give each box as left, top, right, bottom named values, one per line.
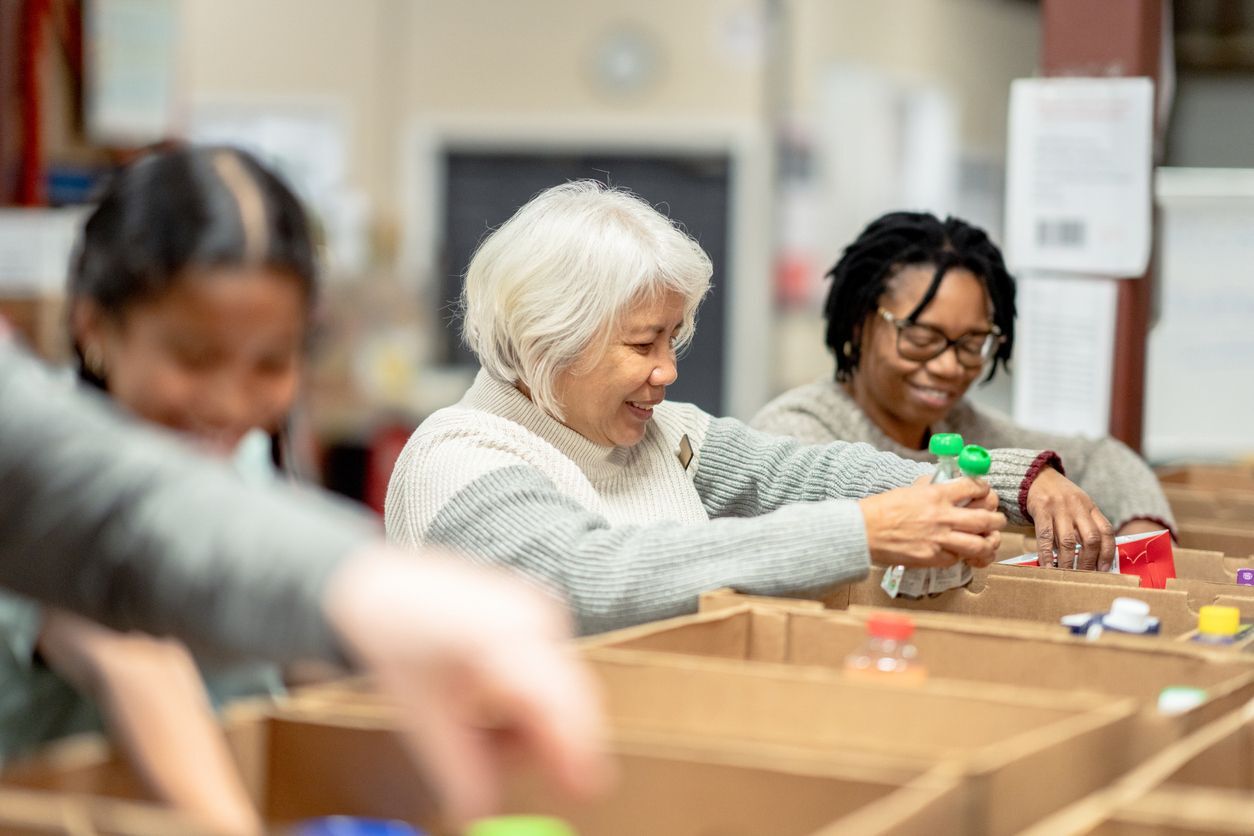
left=324, top=547, right=610, bottom=826
left=39, top=609, right=261, bottom=836
left=859, top=476, right=1005, bottom=569
left=1026, top=468, right=1115, bottom=572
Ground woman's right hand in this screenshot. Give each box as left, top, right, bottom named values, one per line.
left=858, top=476, right=1006, bottom=569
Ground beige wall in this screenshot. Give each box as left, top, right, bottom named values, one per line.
left=787, top=0, right=1039, bottom=155
left=181, top=0, right=771, bottom=219
left=177, top=0, right=1039, bottom=417
left=181, top=0, right=391, bottom=202
left=180, top=0, right=1038, bottom=216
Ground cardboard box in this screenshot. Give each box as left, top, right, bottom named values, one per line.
left=0, top=786, right=212, bottom=835
left=589, top=605, right=1254, bottom=757
left=1157, top=464, right=1254, bottom=493
left=1024, top=700, right=1254, bottom=835
left=1176, top=521, right=1254, bottom=560
left=582, top=645, right=1137, bottom=836
left=1163, top=483, right=1254, bottom=525
left=701, top=556, right=1254, bottom=639
left=1170, top=547, right=1249, bottom=585
left=2, top=696, right=967, bottom=836
left=831, top=567, right=1205, bottom=637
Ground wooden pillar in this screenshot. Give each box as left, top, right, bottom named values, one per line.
left=1040, top=0, right=1165, bottom=453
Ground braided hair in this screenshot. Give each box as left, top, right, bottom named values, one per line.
left=823, top=211, right=1016, bottom=383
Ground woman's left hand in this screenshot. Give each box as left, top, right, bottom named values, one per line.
left=1026, top=468, right=1115, bottom=572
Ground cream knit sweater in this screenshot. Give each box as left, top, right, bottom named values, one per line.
left=386, top=370, right=1049, bottom=634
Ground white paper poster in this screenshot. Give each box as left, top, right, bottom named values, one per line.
left=85, top=0, right=180, bottom=144
left=1145, top=168, right=1254, bottom=461
left=1005, top=77, right=1154, bottom=277
left=0, top=208, right=89, bottom=294
left=1012, top=273, right=1118, bottom=438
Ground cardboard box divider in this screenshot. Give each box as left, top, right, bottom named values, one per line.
left=701, top=559, right=1254, bottom=645
left=3, top=691, right=972, bottom=836
left=1163, top=483, right=1254, bottom=526
left=0, top=786, right=213, bottom=836
left=1176, top=521, right=1254, bottom=562
left=1024, top=699, right=1254, bottom=835
left=708, top=540, right=1254, bottom=652
left=589, top=604, right=1254, bottom=756
left=825, top=566, right=1209, bottom=636
left=1156, top=464, right=1254, bottom=494
left=582, top=645, right=1138, bottom=836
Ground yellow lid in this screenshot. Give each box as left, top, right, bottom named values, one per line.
left=1198, top=605, right=1241, bottom=637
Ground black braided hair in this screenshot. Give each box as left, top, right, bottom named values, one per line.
left=822, top=211, right=1016, bottom=383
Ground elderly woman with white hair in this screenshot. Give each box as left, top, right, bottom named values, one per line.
left=385, top=181, right=1112, bottom=634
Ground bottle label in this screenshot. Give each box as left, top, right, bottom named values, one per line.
left=930, top=561, right=972, bottom=593
left=881, top=565, right=904, bottom=598
left=881, top=565, right=930, bottom=598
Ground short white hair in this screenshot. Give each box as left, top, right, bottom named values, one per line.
left=461, top=180, right=712, bottom=419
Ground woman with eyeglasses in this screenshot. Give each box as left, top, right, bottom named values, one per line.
left=753, top=212, right=1174, bottom=548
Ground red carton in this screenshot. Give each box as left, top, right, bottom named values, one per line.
left=1112, top=529, right=1176, bottom=589
left=997, top=529, right=1176, bottom=590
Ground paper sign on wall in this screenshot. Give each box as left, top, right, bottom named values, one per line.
left=1005, top=77, right=1154, bottom=277
left=1012, top=272, right=1117, bottom=438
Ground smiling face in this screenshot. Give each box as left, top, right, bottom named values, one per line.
left=74, top=266, right=309, bottom=456
left=550, top=290, right=684, bottom=448
left=848, top=264, right=993, bottom=449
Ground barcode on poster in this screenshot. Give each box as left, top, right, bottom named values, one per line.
left=1036, top=219, right=1086, bottom=248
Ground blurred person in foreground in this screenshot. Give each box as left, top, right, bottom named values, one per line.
left=753, top=212, right=1172, bottom=567
left=0, top=328, right=608, bottom=831
left=385, top=182, right=1114, bottom=634
left=0, top=144, right=327, bottom=832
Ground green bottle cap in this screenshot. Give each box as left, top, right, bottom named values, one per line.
left=958, top=444, right=990, bottom=476
left=465, top=817, right=576, bottom=836
left=928, top=433, right=963, bottom=457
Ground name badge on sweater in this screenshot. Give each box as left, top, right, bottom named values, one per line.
left=678, top=434, right=693, bottom=471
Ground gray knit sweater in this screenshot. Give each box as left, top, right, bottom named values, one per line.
left=752, top=379, right=1175, bottom=534
left=385, top=370, right=1049, bottom=634
left=0, top=341, right=374, bottom=664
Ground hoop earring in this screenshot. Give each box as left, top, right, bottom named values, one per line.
left=84, top=345, right=106, bottom=377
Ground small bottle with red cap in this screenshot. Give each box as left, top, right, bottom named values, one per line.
left=843, top=613, right=927, bottom=685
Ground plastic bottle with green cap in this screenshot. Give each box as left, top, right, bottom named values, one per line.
left=881, top=433, right=964, bottom=599
left=465, top=815, right=577, bottom=836
left=929, top=444, right=992, bottom=593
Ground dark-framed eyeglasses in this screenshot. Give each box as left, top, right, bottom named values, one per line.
left=876, top=307, right=1004, bottom=369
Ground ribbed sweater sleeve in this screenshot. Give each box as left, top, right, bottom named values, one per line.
left=414, top=464, right=869, bottom=635
left=0, top=343, right=374, bottom=664
left=955, top=403, right=1175, bottom=534
left=752, top=383, right=1055, bottom=526
left=694, top=417, right=931, bottom=514
left=696, top=416, right=1043, bottom=525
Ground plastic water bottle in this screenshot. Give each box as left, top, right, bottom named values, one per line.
left=843, top=613, right=927, bottom=685
left=929, top=444, right=992, bottom=594
left=882, top=433, right=964, bottom=599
